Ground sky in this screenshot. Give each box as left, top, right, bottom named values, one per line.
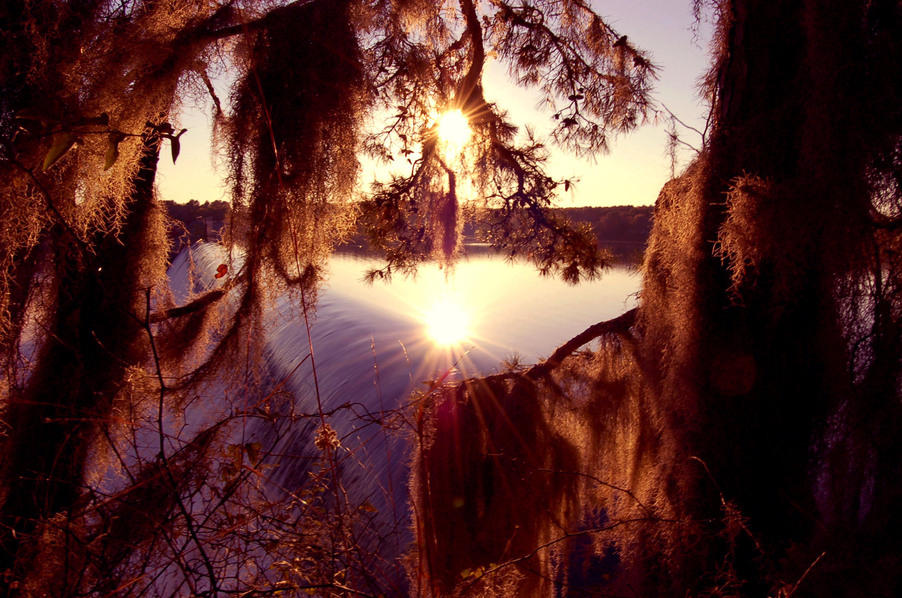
left=157, top=0, right=713, bottom=208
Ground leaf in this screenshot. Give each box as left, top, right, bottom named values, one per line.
left=43, top=131, right=77, bottom=170
left=170, top=136, right=180, bottom=164
left=169, top=129, right=187, bottom=164
left=214, top=264, right=228, bottom=279
left=104, top=132, right=126, bottom=170
left=244, top=441, right=262, bottom=465
left=104, top=145, right=119, bottom=170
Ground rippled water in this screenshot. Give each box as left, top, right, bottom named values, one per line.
left=322, top=252, right=641, bottom=371
left=167, top=245, right=641, bottom=588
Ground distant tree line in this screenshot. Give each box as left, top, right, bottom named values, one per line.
left=163, top=199, right=230, bottom=249
left=346, top=202, right=653, bottom=257
left=557, top=205, right=653, bottom=246
left=166, top=201, right=652, bottom=254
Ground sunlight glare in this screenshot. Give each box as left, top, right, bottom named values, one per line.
left=424, top=298, right=470, bottom=346
left=437, top=109, right=471, bottom=151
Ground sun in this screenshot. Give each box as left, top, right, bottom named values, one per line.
left=436, top=109, right=471, bottom=150
left=424, top=298, right=470, bottom=346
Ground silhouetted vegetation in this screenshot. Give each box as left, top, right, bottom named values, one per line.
left=413, top=0, right=902, bottom=596
left=163, top=199, right=229, bottom=256
left=1, top=0, right=900, bottom=596
left=0, top=0, right=651, bottom=594
left=344, top=203, right=652, bottom=260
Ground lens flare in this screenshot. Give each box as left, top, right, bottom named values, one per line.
left=436, top=109, right=471, bottom=151
left=424, top=298, right=469, bottom=345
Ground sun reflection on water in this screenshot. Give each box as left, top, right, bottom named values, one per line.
left=324, top=253, right=640, bottom=381
left=423, top=297, right=470, bottom=346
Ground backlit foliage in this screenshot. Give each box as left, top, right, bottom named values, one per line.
left=0, top=0, right=656, bottom=594
left=223, top=0, right=364, bottom=279
left=361, top=0, right=654, bottom=280
left=412, top=0, right=902, bottom=595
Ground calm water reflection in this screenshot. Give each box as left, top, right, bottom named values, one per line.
left=259, top=251, right=642, bottom=555
left=167, top=245, right=642, bottom=581
left=322, top=252, right=640, bottom=373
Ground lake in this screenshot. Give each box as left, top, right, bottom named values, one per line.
left=171, top=243, right=641, bottom=485
left=308, top=251, right=640, bottom=375
left=167, top=245, right=642, bottom=589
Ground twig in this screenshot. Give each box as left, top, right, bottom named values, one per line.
left=661, top=103, right=708, bottom=144
left=782, top=551, right=826, bottom=598
left=142, top=288, right=220, bottom=592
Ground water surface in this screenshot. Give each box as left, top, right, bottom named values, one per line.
left=167, top=246, right=642, bottom=585
left=319, top=252, right=640, bottom=375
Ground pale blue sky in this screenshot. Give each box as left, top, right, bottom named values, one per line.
left=157, top=1, right=712, bottom=208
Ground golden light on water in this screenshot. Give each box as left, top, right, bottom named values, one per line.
left=424, top=297, right=470, bottom=346
left=436, top=109, right=471, bottom=153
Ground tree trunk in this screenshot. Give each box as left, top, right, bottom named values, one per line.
left=0, top=131, right=165, bottom=590
left=638, top=0, right=880, bottom=591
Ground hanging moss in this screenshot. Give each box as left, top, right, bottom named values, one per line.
left=223, top=0, right=363, bottom=286
left=412, top=374, right=582, bottom=596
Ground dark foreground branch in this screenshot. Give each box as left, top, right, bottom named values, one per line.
left=413, top=308, right=637, bottom=405
left=149, top=287, right=229, bottom=323
left=526, top=307, right=636, bottom=379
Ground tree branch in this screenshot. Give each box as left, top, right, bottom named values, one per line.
left=458, top=0, right=486, bottom=108
left=526, top=307, right=636, bottom=379
left=149, top=287, right=229, bottom=323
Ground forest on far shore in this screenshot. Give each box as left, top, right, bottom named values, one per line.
left=6, top=0, right=898, bottom=593
left=165, top=199, right=653, bottom=256
left=556, top=205, right=653, bottom=246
